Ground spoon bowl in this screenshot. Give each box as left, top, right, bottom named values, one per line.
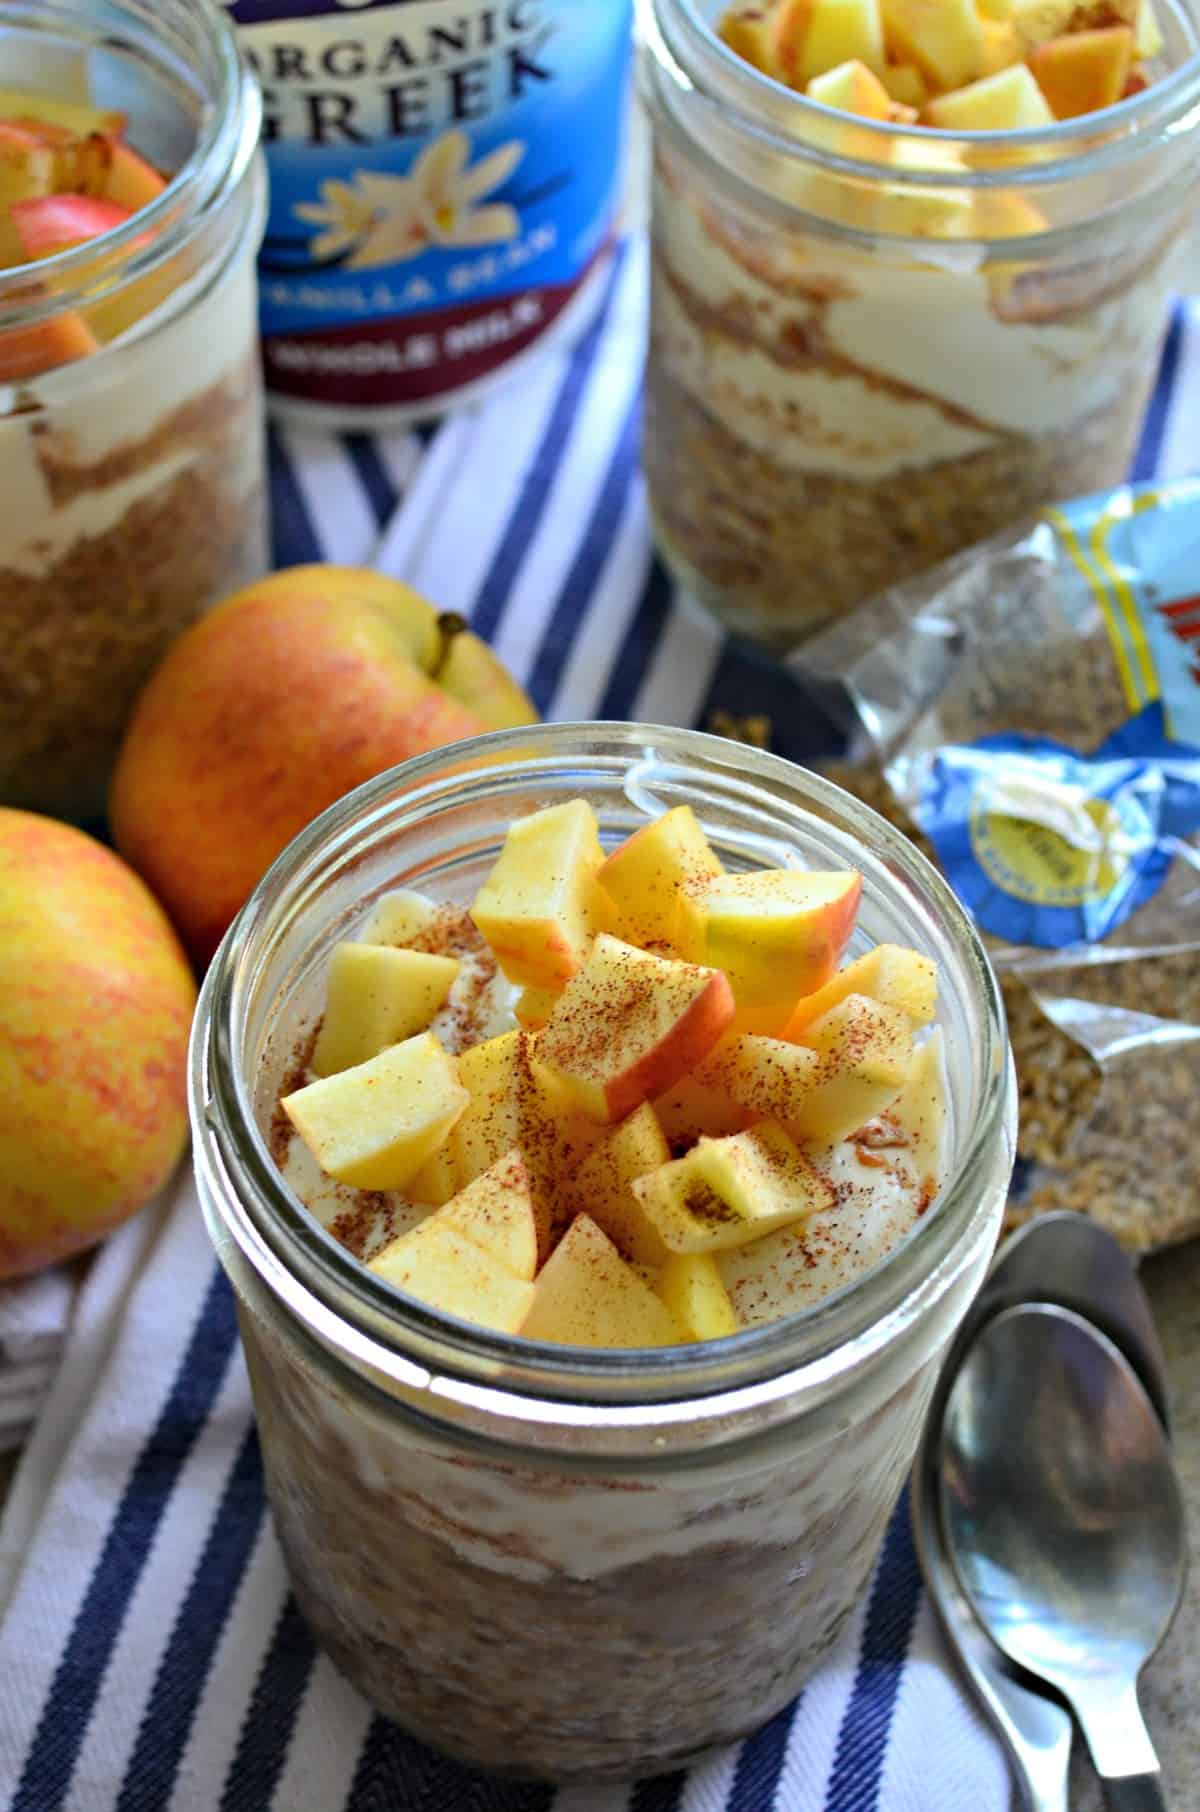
left=939, top=1302, right=1186, bottom=1804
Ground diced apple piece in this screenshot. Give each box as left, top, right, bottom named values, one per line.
left=368, top=1216, right=534, bottom=1333
left=657, top=1254, right=740, bottom=1341
left=1135, top=0, right=1163, bottom=56
left=521, top=1215, right=681, bottom=1348
left=450, top=1029, right=529, bottom=1182
left=977, top=0, right=1014, bottom=20
left=718, top=1, right=808, bottom=78
left=808, top=57, right=894, bottom=115
left=887, top=1028, right=947, bottom=1188
left=876, top=139, right=974, bottom=238
left=438, top=1150, right=538, bottom=1281
left=359, top=888, right=436, bottom=947
left=0, top=314, right=96, bottom=380
left=594, top=804, right=722, bottom=952
left=0, top=90, right=125, bottom=138
left=881, top=0, right=984, bottom=91
left=11, top=192, right=131, bottom=260
left=720, top=1034, right=821, bottom=1121
left=311, top=943, right=459, bottom=1077
left=408, top=1140, right=458, bottom=1206
left=783, top=943, right=936, bottom=1037
left=923, top=61, right=1054, bottom=126
left=471, top=799, right=605, bottom=990
left=571, top=1102, right=673, bottom=1266
left=973, top=191, right=1048, bottom=238
left=1028, top=26, right=1133, bottom=117
left=534, top=934, right=735, bottom=1124
left=513, top=985, right=559, bottom=1030
left=979, top=17, right=1020, bottom=72
left=786, top=994, right=913, bottom=1143
left=678, top=868, right=860, bottom=1028
left=880, top=59, right=930, bottom=104
left=795, top=0, right=888, bottom=82
left=1010, top=0, right=1135, bottom=54
left=282, top=1031, right=468, bottom=1191
left=0, top=121, right=55, bottom=233
left=105, top=139, right=167, bottom=213
left=653, top=1069, right=751, bottom=1147
left=631, top=1124, right=835, bottom=1254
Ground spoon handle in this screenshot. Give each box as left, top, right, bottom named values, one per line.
left=1101, top=1775, right=1168, bottom=1812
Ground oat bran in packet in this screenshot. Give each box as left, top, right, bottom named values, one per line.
left=792, top=478, right=1200, bottom=1254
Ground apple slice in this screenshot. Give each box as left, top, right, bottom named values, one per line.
left=281, top=1030, right=468, bottom=1191
left=513, top=985, right=559, bottom=1030
left=359, top=888, right=436, bottom=947
left=880, top=59, right=929, bottom=104
left=786, top=994, right=913, bottom=1143
left=10, top=191, right=131, bottom=260
left=808, top=58, right=895, bottom=116
left=438, top=1150, right=538, bottom=1280
left=105, top=140, right=168, bottom=213
left=368, top=1215, right=534, bottom=1334
left=720, top=1034, right=821, bottom=1121
left=657, top=1254, right=739, bottom=1341
left=782, top=943, right=936, bottom=1038
left=678, top=868, right=861, bottom=1028
left=521, top=1215, right=681, bottom=1348
left=534, top=934, right=735, bottom=1123
left=922, top=62, right=1055, bottom=127
left=1028, top=26, right=1133, bottom=117
left=408, top=1139, right=458, bottom=1206
left=0, top=91, right=125, bottom=138
left=311, top=943, right=459, bottom=1077
left=652, top=1067, right=751, bottom=1147
left=881, top=0, right=984, bottom=89
left=0, top=314, right=96, bottom=381
left=631, top=1124, right=835, bottom=1254
left=887, top=1029, right=947, bottom=1188
left=570, top=1101, right=674, bottom=1266
left=594, top=804, right=722, bottom=952
left=471, top=799, right=606, bottom=990
left=718, top=1, right=809, bottom=77
left=1135, top=0, right=1164, bottom=55
left=979, top=17, right=1020, bottom=72
left=793, top=0, right=888, bottom=82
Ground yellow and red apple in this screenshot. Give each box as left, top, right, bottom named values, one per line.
left=110, top=566, right=538, bottom=966
left=0, top=810, right=196, bottom=1279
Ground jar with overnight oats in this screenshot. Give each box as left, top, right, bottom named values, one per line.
left=639, top=0, right=1200, bottom=650
left=190, top=723, right=1016, bottom=1782
left=0, top=0, right=267, bottom=823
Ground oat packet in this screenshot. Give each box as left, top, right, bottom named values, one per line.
left=788, top=478, right=1200, bottom=1253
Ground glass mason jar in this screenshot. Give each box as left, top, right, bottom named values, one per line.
left=0, top=0, right=268, bottom=822
left=189, top=723, right=1016, bottom=1782
left=639, top=0, right=1200, bottom=651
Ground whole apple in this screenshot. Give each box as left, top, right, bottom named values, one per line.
left=0, top=811, right=196, bottom=1280
left=110, top=566, right=537, bottom=966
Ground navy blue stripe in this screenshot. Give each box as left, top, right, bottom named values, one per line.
left=268, top=421, right=324, bottom=567
left=727, top=1695, right=802, bottom=1812
left=342, top=434, right=400, bottom=530
left=631, top=1771, right=688, bottom=1812
left=219, top=1594, right=318, bottom=1812
left=526, top=382, right=644, bottom=712
left=114, top=1421, right=267, bottom=1812
left=470, top=244, right=629, bottom=644
left=596, top=552, right=676, bottom=719
left=824, top=1492, right=924, bottom=1812
left=12, top=1268, right=239, bottom=1812
left=345, top=1714, right=557, bottom=1812
left=1132, top=303, right=1185, bottom=482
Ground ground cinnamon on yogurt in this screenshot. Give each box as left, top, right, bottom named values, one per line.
left=225, top=1, right=633, bottom=425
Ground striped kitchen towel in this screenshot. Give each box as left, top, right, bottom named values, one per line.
left=0, top=234, right=1196, bottom=1810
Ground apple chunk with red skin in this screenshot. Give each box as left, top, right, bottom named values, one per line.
left=677, top=868, right=862, bottom=1030
left=534, top=934, right=735, bottom=1124
left=470, top=799, right=605, bottom=991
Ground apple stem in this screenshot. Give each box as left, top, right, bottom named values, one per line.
left=436, top=612, right=468, bottom=674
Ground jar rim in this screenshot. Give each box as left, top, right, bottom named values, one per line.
left=191, top=724, right=1017, bottom=1438
left=640, top=0, right=1200, bottom=189
left=0, top=0, right=262, bottom=329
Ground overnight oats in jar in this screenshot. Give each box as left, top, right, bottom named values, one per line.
left=0, top=0, right=267, bottom=822
left=639, top=0, right=1200, bottom=649
left=190, top=723, right=1016, bottom=1782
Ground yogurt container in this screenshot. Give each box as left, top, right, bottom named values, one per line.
left=226, top=0, right=634, bottom=425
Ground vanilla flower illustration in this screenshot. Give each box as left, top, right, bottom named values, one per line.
left=295, top=131, right=525, bottom=271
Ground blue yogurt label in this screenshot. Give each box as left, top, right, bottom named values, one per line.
left=222, top=1, right=632, bottom=410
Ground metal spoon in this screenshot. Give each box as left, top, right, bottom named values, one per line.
left=911, top=1211, right=1170, bottom=1812
left=939, top=1302, right=1187, bottom=1811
